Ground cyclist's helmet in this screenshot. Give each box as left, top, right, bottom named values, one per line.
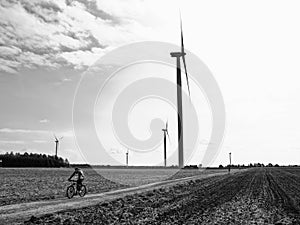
left=75, top=167, right=79, bottom=171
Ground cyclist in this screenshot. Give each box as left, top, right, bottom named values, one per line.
left=68, top=167, right=84, bottom=191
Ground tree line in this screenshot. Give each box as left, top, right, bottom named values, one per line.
left=219, top=163, right=281, bottom=169
left=0, top=152, right=70, bottom=167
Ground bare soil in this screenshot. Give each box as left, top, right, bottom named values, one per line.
left=0, top=168, right=127, bottom=206
left=23, top=168, right=300, bottom=224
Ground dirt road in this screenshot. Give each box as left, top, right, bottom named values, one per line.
left=0, top=170, right=233, bottom=224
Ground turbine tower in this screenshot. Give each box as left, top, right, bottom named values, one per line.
left=162, top=121, right=170, bottom=167
left=54, top=134, right=63, bottom=158
left=170, top=16, right=191, bottom=169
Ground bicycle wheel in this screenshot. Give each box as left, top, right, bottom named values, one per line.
left=78, top=185, right=87, bottom=197
left=66, top=185, right=75, bottom=199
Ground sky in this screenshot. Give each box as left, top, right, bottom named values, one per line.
left=0, top=0, right=300, bottom=166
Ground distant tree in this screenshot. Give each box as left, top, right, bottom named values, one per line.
left=64, top=158, right=70, bottom=166
left=267, top=163, right=273, bottom=167
left=219, top=165, right=224, bottom=169
left=274, top=164, right=279, bottom=167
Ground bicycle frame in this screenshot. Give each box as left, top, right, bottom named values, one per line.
left=69, top=180, right=78, bottom=193
left=67, top=179, right=86, bottom=199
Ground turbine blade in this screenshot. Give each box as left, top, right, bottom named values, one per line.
left=180, top=15, right=184, bottom=55
left=53, top=134, right=58, bottom=141
left=166, top=120, right=168, bottom=130
left=180, top=16, right=191, bottom=98
left=182, top=55, right=191, bottom=98
left=166, top=130, right=171, bottom=143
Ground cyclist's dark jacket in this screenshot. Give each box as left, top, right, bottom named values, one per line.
left=69, top=169, right=84, bottom=181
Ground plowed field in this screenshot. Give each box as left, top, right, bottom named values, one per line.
left=24, top=168, right=300, bottom=224
left=0, top=168, right=229, bottom=206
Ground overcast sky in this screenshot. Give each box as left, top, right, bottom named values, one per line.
left=0, top=0, right=300, bottom=166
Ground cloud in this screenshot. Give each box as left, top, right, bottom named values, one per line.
left=74, top=0, right=118, bottom=23
left=53, top=76, right=73, bottom=86
left=0, top=140, right=25, bottom=144
left=33, top=140, right=48, bottom=143
left=96, top=0, right=144, bottom=20
left=110, top=148, right=123, bottom=154
left=39, top=119, right=50, bottom=123
left=288, top=147, right=300, bottom=151
left=0, top=0, right=155, bottom=73
left=0, top=128, right=50, bottom=134
left=61, top=130, right=74, bottom=138
left=0, top=63, right=18, bottom=74
left=58, top=48, right=105, bottom=69
left=0, top=46, right=22, bottom=57
left=62, top=78, right=71, bottom=82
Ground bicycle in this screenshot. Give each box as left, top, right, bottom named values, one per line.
left=66, top=179, right=87, bottom=199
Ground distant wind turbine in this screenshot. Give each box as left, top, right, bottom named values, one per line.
left=54, top=134, right=63, bottom=158
left=126, top=149, right=129, bottom=167
left=162, top=121, right=170, bottom=167
left=170, top=15, right=191, bottom=168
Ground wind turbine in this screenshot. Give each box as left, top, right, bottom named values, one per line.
left=54, top=134, right=63, bottom=158
left=162, top=121, right=170, bottom=167
left=126, top=149, right=129, bottom=167
left=170, top=15, right=191, bottom=169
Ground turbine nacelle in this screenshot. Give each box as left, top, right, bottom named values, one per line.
left=170, top=52, right=186, bottom=58
left=54, top=134, right=63, bottom=142
left=162, top=122, right=170, bottom=142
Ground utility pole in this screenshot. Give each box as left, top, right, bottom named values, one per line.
left=163, top=131, right=167, bottom=167
left=229, top=152, right=232, bottom=173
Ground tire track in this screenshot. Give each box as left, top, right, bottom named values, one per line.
left=266, top=169, right=300, bottom=216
